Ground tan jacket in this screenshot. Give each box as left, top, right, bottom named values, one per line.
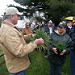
left=0, top=21, right=37, bottom=73
left=22, top=28, right=33, bottom=35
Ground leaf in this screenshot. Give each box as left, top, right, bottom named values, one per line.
left=55, top=42, right=66, bottom=52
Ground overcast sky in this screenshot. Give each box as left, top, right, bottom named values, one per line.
left=0, top=0, right=26, bottom=17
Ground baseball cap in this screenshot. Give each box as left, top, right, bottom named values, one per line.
left=5, top=7, right=23, bottom=15
left=58, top=22, right=66, bottom=28
left=73, top=17, right=75, bottom=23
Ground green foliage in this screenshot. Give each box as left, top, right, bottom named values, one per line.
left=27, top=50, right=50, bottom=75
left=45, top=1, right=73, bottom=25
left=30, top=28, right=51, bottom=54
left=54, top=42, right=66, bottom=53
left=0, top=48, right=4, bottom=64
left=70, top=3, right=75, bottom=16
left=14, top=0, right=50, bottom=18
left=13, top=0, right=74, bottom=25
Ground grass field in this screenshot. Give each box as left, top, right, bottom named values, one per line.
left=0, top=48, right=71, bottom=75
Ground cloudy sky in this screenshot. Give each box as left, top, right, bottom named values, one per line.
left=0, top=0, right=25, bottom=17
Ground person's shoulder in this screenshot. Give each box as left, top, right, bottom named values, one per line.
left=22, top=28, right=25, bottom=30
left=66, top=26, right=70, bottom=30
left=22, top=28, right=26, bottom=31
left=1, top=23, right=11, bottom=32
left=65, top=33, right=71, bottom=39
left=29, top=28, right=32, bottom=31
left=45, top=24, right=48, bottom=26
left=40, top=25, right=43, bottom=28
left=45, top=25, right=48, bottom=28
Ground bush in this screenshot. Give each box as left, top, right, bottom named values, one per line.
left=45, top=1, right=73, bottom=25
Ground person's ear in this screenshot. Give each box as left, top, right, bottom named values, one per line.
left=10, top=14, right=14, bottom=19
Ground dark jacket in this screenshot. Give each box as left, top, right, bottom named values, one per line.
left=69, top=25, right=75, bottom=52
left=48, top=30, right=73, bottom=65
left=40, top=24, right=47, bottom=29
left=66, top=26, right=73, bottom=35
left=45, top=25, right=56, bottom=35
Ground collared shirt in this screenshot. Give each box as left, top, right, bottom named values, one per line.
left=49, top=27, right=53, bottom=34
left=68, top=26, right=72, bottom=29
left=4, top=20, right=14, bottom=26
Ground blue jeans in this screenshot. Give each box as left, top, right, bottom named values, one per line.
left=10, top=70, right=25, bottom=75
left=70, top=51, right=75, bottom=75
left=49, top=60, right=63, bottom=75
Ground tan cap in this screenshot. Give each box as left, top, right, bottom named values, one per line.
left=5, top=7, right=23, bottom=15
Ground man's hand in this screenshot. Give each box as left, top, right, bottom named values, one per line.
left=60, top=50, right=66, bottom=55
left=52, top=48, right=58, bottom=54
left=34, top=38, right=44, bottom=45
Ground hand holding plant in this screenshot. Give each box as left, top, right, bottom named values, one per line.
left=54, top=42, right=66, bottom=54
left=60, top=50, right=66, bottom=55
left=30, top=28, right=51, bottom=54
left=34, top=38, right=44, bottom=45
left=52, top=48, right=58, bottom=54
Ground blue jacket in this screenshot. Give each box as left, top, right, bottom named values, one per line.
left=45, top=25, right=56, bottom=35
left=40, top=25, right=56, bottom=35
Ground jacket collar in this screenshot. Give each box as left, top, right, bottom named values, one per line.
left=54, top=30, right=66, bottom=36
left=2, top=21, right=19, bottom=31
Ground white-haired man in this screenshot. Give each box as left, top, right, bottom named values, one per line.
left=0, top=7, right=44, bottom=75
